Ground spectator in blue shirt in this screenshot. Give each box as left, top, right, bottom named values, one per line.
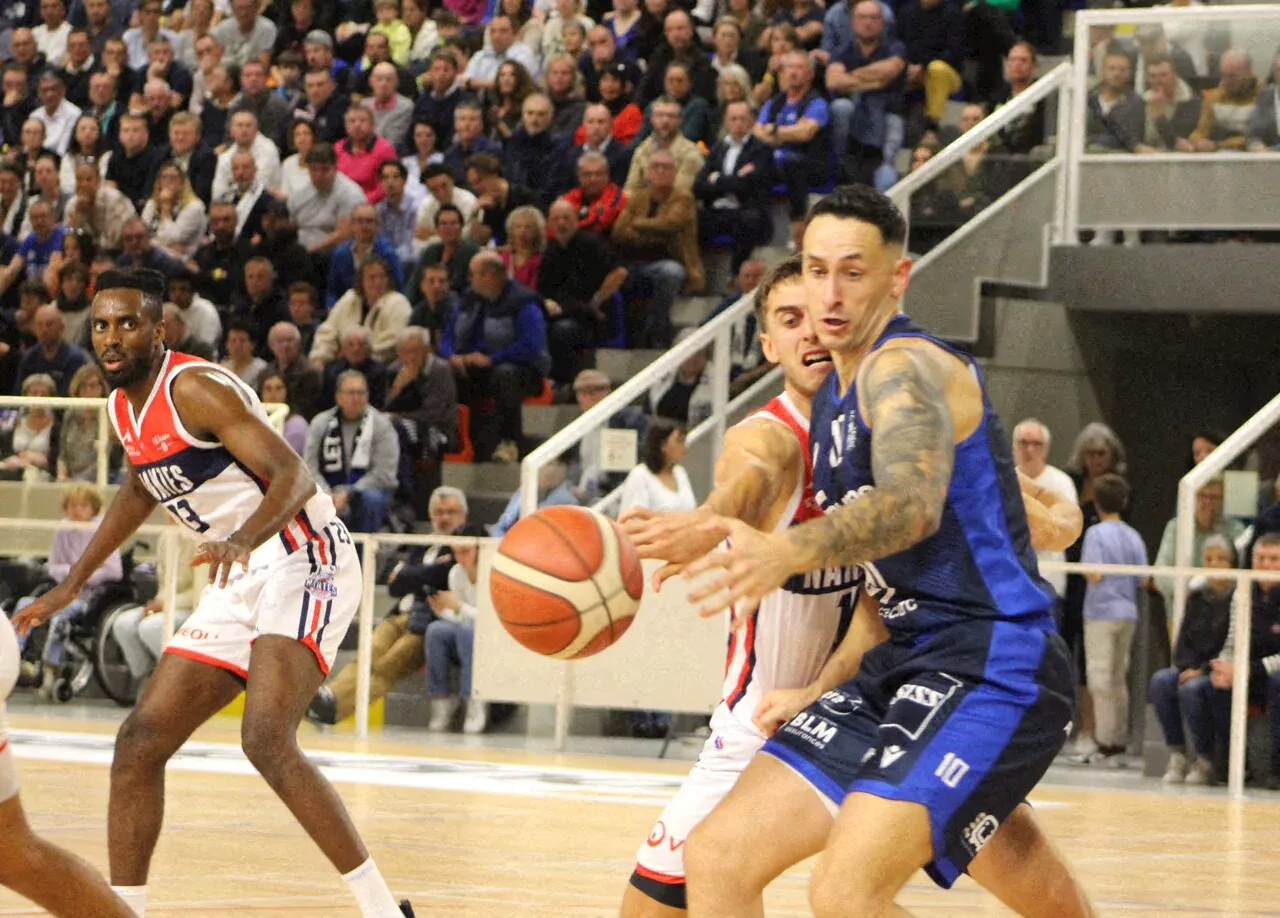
left=489, top=454, right=580, bottom=537
left=0, top=200, right=63, bottom=299
left=324, top=203, right=404, bottom=310
left=15, top=302, right=88, bottom=395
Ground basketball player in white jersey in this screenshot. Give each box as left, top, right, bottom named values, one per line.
left=0, top=615, right=134, bottom=916
left=14, top=269, right=413, bottom=918
left=619, top=257, right=1088, bottom=918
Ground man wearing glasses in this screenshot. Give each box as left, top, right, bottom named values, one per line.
left=1013, top=418, right=1079, bottom=607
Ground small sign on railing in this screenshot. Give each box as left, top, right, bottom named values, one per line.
left=599, top=428, right=638, bottom=473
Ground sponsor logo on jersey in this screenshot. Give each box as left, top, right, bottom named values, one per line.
left=893, top=683, right=947, bottom=709
left=713, top=735, right=724, bottom=751
left=152, top=432, right=175, bottom=453
left=138, top=464, right=196, bottom=501
left=177, top=626, right=218, bottom=641
left=305, top=566, right=339, bottom=598
left=883, top=674, right=963, bottom=741
left=818, top=689, right=862, bottom=717
left=645, top=820, right=685, bottom=852
left=963, top=812, right=1000, bottom=856
left=880, top=745, right=906, bottom=769
left=786, top=712, right=837, bottom=749
left=782, top=564, right=861, bottom=596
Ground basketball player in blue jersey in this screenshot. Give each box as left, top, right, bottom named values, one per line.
left=14, top=269, right=413, bottom=918
left=678, top=186, right=1091, bottom=918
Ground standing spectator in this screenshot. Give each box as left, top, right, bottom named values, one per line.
left=694, top=99, right=773, bottom=274
left=15, top=303, right=87, bottom=395
left=219, top=320, right=269, bottom=390
left=754, top=50, right=828, bottom=249
left=30, top=71, right=81, bottom=156
left=367, top=61, right=413, bottom=152
left=228, top=59, right=293, bottom=149
left=612, top=149, right=703, bottom=347
left=304, top=368, right=401, bottom=533
left=1149, top=535, right=1234, bottom=786
left=265, top=319, right=322, bottom=419
left=1077, top=473, right=1146, bottom=766
left=412, top=50, right=474, bottom=150
left=56, top=362, right=110, bottom=481
left=624, top=97, right=705, bottom=193
left=288, top=142, right=367, bottom=257
left=461, top=14, right=541, bottom=91
left=439, top=250, right=550, bottom=462
left=1151, top=477, right=1246, bottom=613
left=313, top=256, right=412, bottom=365
left=141, top=161, right=207, bottom=257
left=335, top=104, right=399, bottom=204
left=212, top=0, right=277, bottom=68
left=424, top=528, right=488, bottom=732
left=1188, top=48, right=1260, bottom=152
left=538, top=199, right=627, bottom=382
left=826, top=0, right=905, bottom=185
left=318, top=326, right=390, bottom=413
left=413, top=165, right=478, bottom=248
left=1012, top=418, right=1078, bottom=605
left=463, top=152, right=540, bottom=247
left=563, top=149, right=626, bottom=236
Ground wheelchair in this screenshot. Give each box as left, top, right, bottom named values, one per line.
left=0, top=542, right=157, bottom=706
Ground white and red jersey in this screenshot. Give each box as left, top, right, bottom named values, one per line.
left=719, top=392, right=860, bottom=732
left=108, top=350, right=335, bottom=561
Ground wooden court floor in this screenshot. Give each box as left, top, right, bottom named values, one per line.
left=1, top=713, right=1278, bottom=917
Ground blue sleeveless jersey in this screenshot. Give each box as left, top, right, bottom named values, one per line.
left=810, top=315, right=1053, bottom=636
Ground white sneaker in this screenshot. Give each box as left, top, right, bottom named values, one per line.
left=462, top=700, right=488, bottom=734
left=1163, top=751, right=1188, bottom=784
left=427, top=697, right=457, bottom=732
left=1184, top=758, right=1213, bottom=785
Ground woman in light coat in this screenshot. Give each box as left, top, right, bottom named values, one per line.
left=310, top=257, right=413, bottom=365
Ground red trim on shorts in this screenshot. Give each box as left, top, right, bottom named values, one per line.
left=632, top=864, right=686, bottom=885
left=164, top=646, right=249, bottom=680
left=0, top=739, right=8, bottom=755
left=724, top=616, right=757, bottom=710
left=299, top=635, right=331, bottom=675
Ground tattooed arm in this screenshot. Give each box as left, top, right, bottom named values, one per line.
left=784, top=344, right=955, bottom=572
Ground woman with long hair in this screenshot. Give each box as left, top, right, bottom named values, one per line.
left=483, top=61, right=537, bottom=143
left=321, top=257, right=414, bottom=364
left=718, top=0, right=766, bottom=50
left=543, top=54, right=587, bottom=134
left=402, top=122, right=444, bottom=188
left=618, top=416, right=695, bottom=515
left=59, top=115, right=112, bottom=194
left=140, top=161, right=207, bottom=257
left=501, top=205, right=545, bottom=289
left=1, top=374, right=57, bottom=482
left=259, top=373, right=309, bottom=455
left=280, top=118, right=317, bottom=197
left=56, top=364, right=111, bottom=482
left=716, top=63, right=755, bottom=124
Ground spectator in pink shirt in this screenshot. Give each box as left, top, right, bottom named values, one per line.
left=334, top=104, right=398, bottom=203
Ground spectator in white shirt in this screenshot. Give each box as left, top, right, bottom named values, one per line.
left=211, top=0, right=278, bottom=68
left=1013, top=418, right=1078, bottom=600
left=413, top=163, right=477, bottom=251
left=618, top=416, right=696, bottom=515
left=462, top=14, right=541, bottom=91
left=211, top=110, right=283, bottom=199
left=31, top=71, right=82, bottom=156
left=377, top=160, right=422, bottom=267
left=33, top=0, right=72, bottom=67
left=123, top=0, right=179, bottom=70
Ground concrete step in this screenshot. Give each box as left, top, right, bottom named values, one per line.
left=441, top=462, right=521, bottom=493
left=594, top=347, right=665, bottom=381
left=671, top=295, right=721, bottom=328
left=523, top=403, right=579, bottom=438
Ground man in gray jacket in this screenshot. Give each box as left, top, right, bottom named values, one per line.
left=304, top=369, right=401, bottom=533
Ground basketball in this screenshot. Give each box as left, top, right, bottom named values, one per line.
left=489, top=505, right=645, bottom=659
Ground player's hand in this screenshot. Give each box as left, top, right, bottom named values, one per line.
left=620, top=507, right=726, bottom=589
left=753, top=686, right=818, bottom=737
left=11, top=582, right=78, bottom=636
left=682, top=517, right=793, bottom=622
left=191, top=538, right=252, bottom=589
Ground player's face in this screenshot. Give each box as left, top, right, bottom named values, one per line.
left=759, top=278, right=831, bottom=398
left=92, top=290, right=163, bottom=389
left=802, top=214, right=910, bottom=360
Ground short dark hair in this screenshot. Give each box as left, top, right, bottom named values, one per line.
left=641, top=416, right=684, bottom=474
left=288, top=281, right=318, bottom=304
left=422, top=162, right=456, bottom=184
left=18, top=279, right=51, bottom=301
left=95, top=268, right=167, bottom=322
left=379, top=158, right=407, bottom=179
left=59, top=262, right=88, bottom=284
left=1091, top=473, right=1130, bottom=515
left=225, top=319, right=255, bottom=339
left=1257, top=531, right=1280, bottom=551
left=435, top=202, right=463, bottom=225
left=465, top=151, right=502, bottom=178
left=754, top=255, right=803, bottom=330
left=807, top=184, right=907, bottom=246
left=429, top=49, right=458, bottom=69
left=305, top=142, right=337, bottom=166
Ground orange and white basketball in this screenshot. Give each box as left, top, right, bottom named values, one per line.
left=489, top=505, right=644, bottom=659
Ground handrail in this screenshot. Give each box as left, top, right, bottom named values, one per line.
left=1078, top=2, right=1280, bottom=24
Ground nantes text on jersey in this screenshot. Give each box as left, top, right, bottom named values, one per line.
left=107, top=350, right=335, bottom=559
left=809, top=315, right=1052, bottom=636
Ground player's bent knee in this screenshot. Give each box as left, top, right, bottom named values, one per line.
left=240, top=715, right=300, bottom=779
left=113, top=710, right=174, bottom=770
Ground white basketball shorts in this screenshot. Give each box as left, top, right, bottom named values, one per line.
left=0, top=614, right=20, bottom=802
left=164, top=519, right=361, bottom=679
left=630, top=703, right=766, bottom=907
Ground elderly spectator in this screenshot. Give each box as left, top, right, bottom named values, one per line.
left=384, top=324, right=458, bottom=509
left=335, top=105, right=398, bottom=204
left=192, top=201, right=251, bottom=307
left=755, top=50, right=828, bottom=249
left=15, top=303, right=88, bottom=395
left=142, top=160, right=207, bottom=257
left=377, top=161, right=422, bottom=268
left=563, top=149, right=627, bottom=237
left=413, top=163, right=478, bottom=249
left=1, top=373, right=57, bottom=480
left=56, top=363, right=110, bottom=482
left=217, top=151, right=269, bottom=242
left=140, top=77, right=181, bottom=147
left=411, top=204, right=481, bottom=294
left=625, top=96, right=705, bottom=194
left=30, top=71, right=80, bottom=156
left=228, top=60, right=292, bottom=148
left=313, top=256, right=412, bottom=366
left=104, top=113, right=164, bottom=212
left=463, top=152, right=541, bottom=247
left=1149, top=535, right=1235, bottom=786
left=220, top=320, right=269, bottom=390
left=115, top=218, right=188, bottom=277
left=502, top=92, right=573, bottom=207
left=324, top=202, right=404, bottom=311
left=164, top=112, right=215, bottom=204
left=826, top=0, right=905, bottom=185
left=1012, top=418, right=1078, bottom=604
left=167, top=270, right=221, bottom=352
left=213, top=0, right=277, bottom=67
left=161, top=300, right=215, bottom=360
left=412, top=50, right=474, bottom=150
left=289, top=142, right=368, bottom=256
left=501, top=205, right=546, bottom=290
left=637, top=10, right=715, bottom=107
left=1248, top=49, right=1280, bottom=151
left=539, top=199, right=627, bottom=383
left=319, top=326, right=390, bottom=412
left=423, top=528, right=488, bottom=733
left=442, top=100, right=503, bottom=180
left=212, top=110, right=283, bottom=200
left=694, top=99, right=774, bottom=274
left=572, top=100, right=633, bottom=187
left=367, top=61, right=413, bottom=152
left=1188, top=49, right=1261, bottom=152
left=265, top=320, right=322, bottom=419
left=612, top=149, right=703, bottom=347
left=1151, top=477, right=1246, bottom=612
left=440, top=250, right=549, bottom=463
left=462, top=14, right=541, bottom=91
left=0, top=201, right=63, bottom=301
left=1133, top=53, right=1201, bottom=153
left=306, top=485, right=469, bottom=727
left=295, top=66, right=351, bottom=144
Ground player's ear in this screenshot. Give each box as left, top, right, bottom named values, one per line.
left=889, top=254, right=912, bottom=302
left=759, top=330, right=780, bottom=365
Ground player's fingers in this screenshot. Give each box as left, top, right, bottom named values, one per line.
left=618, top=507, right=656, bottom=527
left=652, top=563, right=683, bottom=590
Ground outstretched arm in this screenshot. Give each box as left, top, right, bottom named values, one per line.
left=1018, top=470, right=1084, bottom=553
left=172, top=368, right=320, bottom=585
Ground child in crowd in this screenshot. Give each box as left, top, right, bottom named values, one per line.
left=370, top=0, right=413, bottom=65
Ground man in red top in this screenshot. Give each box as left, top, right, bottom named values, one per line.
left=335, top=104, right=398, bottom=203
left=562, top=151, right=626, bottom=237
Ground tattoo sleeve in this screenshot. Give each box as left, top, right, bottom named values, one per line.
left=785, top=346, right=956, bottom=571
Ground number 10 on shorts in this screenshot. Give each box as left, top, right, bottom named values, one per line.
left=935, top=753, right=969, bottom=788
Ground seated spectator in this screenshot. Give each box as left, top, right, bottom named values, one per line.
left=490, top=454, right=579, bottom=539
left=142, top=160, right=207, bottom=257
left=24, top=152, right=69, bottom=227
left=612, top=149, right=703, bottom=348
left=502, top=92, right=573, bottom=207
left=352, top=28, right=416, bottom=97
left=1086, top=47, right=1139, bottom=152
left=317, top=329, right=391, bottom=415
left=280, top=118, right=318, bottom=197
left=13, top=119, right=50, bottom=199
left=213, top=110, right=284, bottom=201
left=563, top=149, right=627, bottom=237
left=366, top=62, right=414, bottom=153
left=228, top=60, right=292, bottom=150
left=55, top=364, right=110, bottom=482
left=167, top=270, right=221, bottom=354
left=253, top=199, right=320, bottom=291
left=539, top=199, right=627, bottom=382
left=567, top=369, right=648, bottom=502
left=639, top=61, right=715, bottom=148
left=335, top=104, right=398, bottom=204
left=11, top=483, right=122, bottom=695
left=413, top=50, right=475, bottom=151
left=624, top=96, right=705, bottom=194
left=112, top=540, right=199, bottom=685
left=294, top=61, right=351, bottom=144
left=755, top=50, right=828, bottom=249
left=314, top=257, right=411, bottom=367
left=482, top=60, right=536, bottom=145
left=573, top=98, right=633, bottom=182
left=217, top=152, right=269, bottom=244
left=1188, top=48, right=1260, bottom=152
left=160, top=300, right=214, bottom=360
left=59, top=114, right=111, bottom=195
left=192, top=201, right=251, bottom=308
left=0, top=67, right=36, bottom=153
left=301, top=30, right=351, bottom=102
left=0, top=161, right=27, bottom=240
left=105, top=113, right=165, bottom=213
left=16, top=303, right=87, bottom=394
left=198, top=64, right=239, bottom=149
left=376, top=161, right=420, bottom=270
left=1133, top=24, right=1199, bottom=95
left=716, top=63, right=756, bottom=122
left=213, top=0, right=277, bottom=68
left=413, top=163, right=478, bottom=251
left=402, top=122, right=445, bottom=190
left=763, top=0, right=824, bottom=53
left=1129, top=53, right=1201, bottom=153
left=384, top=325, right=459, bottom=509
left=226, top=256, right=289, bottom=343
left=501, top=205, right=546, bottom=290
left=2, top=372, right=57, bottom=480
left=826, top=0, right=905, bottom=185
left=1152, top=477, right=1246, bottom=613
left=142, top=36, right=194, bottom=112
left=637, top=10, right=715, bottom=107
left=581, top=26, right=634, bottom=101
left=288, top=142, right=368, bottom=257
left=115, top=218, right=189, bottom=277
left=721, top=0, right=767, bottom=51
left=463, top=152, right=541, bottom=246
left=410, top=203, right=481, bottom=294
left=1248, top=48, right=1280, bottom=151
left=543, top=0, right=594, bottom=61
left=442, top=100, right=504, bottom=181
left=164, top=112, right=216, bottom=204
left=935, top=135, right=1004, bottom=223
left=1201, top=533, right=1280, bottom=787
left=440, top=250, right=550, bottom=462
left=990, top=41, right=1050, bottom=156
left=64, top=159, right=137, bottom=253
left=710, top=17, right=765, bottom=85
left=544, top=54, right=587, bottom=135
left=324, top=203, right=404, bottom=311
left=31, top=71, right=81, bottom=156
left=265, top=319, right=321, bottom=419
left=305, top=369, right=401, bottom=533
left=35, top=1, right=72, bottom=70
left=618, top=415, right=694, bottom=514
left=408, top=264, right=458, bottom=344
left=694, top=99, right=774, bottom=275
left=261, top=373, right=310, bottom=454
left=1150, top=535, right=1235, bottom=786
left=0, top=201, right=64, bottom=302
left=647, top=326, right=712, bottom=424
left=286, top=280, right=321, bottom=355
left=219, top=319, right=269, bottom=390
left=461, top=14, right=541, bottom=92
left=52, top=262, right=92, bottom=347
left=590, top=62, right=644, bottom=147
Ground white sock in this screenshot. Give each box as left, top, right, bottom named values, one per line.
left=112, top=885, right=147, bottom=917
left=342, top=856, right=400, bottom=917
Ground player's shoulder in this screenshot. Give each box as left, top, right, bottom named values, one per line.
left=169, top=360, right=255, bottom=413
left=726, top=412, right=804, bottom=467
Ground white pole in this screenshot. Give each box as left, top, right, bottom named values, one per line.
left=160, top=529, right=180, bottom=644
left=96, top=402, right=110, bottom=488
left=553, top=662, right=573, bottom=751
left=1052, top=69, right=1073, bottom=245
left=354, top=534, right=376, bottom=740
left=1227, top=576, right=1252, bottom=799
